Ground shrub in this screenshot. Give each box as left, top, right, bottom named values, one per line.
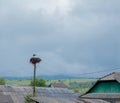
left=24, top=94, right=33, bottom=103
left=30, top=78, right=46, bottom=87
left=0, top=77, right=5, bottom=85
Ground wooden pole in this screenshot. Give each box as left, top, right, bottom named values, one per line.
left=33, top=63, right=36, bottom=96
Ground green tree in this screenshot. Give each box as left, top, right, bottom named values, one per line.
left=0, top=77, right=5, bottom=85
left=30, top=78, right=46, bottom=87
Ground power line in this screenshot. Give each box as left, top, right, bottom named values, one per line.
left=67, top=67, right=120, bottom=76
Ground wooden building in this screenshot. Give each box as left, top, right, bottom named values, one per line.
left=81, top=72, right=120, bottom=103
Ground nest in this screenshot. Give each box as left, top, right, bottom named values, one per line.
left=30, top=57, right=41, bottom=64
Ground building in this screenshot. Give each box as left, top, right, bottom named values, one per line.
left=48, top=82, right=68, bottom=88
left=0, top=85, right=78, bottom=103
left=0, top=94, right=14, bottom=103
left=31, top=96, right=109, bottom=103
left=81, top=72, right=120, bottom=103
left=0, top=85, right=109, bottom=103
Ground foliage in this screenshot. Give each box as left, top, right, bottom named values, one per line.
left=30, top=78, right=46, bottom=87
left=24, top=94, right=33, bottom=103
left=74, top=89, right=79, bottom=93
left=0, top=77, right=5, bottom=85
left=69, top=81, right=96, bottom=89
left=69, top=81, right=96, bottom=93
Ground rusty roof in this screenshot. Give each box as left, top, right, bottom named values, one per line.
left=50, top=82, right=68, bottom=88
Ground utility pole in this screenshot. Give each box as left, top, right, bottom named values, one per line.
left=30, top=54, right=41, bottom=96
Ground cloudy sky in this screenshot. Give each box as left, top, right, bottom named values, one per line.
left=0, top=0, right=120, bottom=77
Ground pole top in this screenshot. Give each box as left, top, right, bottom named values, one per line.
left=30, top=54, right=42, bottom=64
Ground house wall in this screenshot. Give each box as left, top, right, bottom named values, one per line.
left=89, top=81, right=120, bottom=93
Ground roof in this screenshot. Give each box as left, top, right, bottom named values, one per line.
left=85, top=72, right=120, bottom=93
left=81, top=72, right=120, bottom=100
left=49, top=82, right=68, bottom=88
left=100, top=72, right=120, bottom=82
left=0, top=94, right=14, bottom=103
left=32, top=96, right=80, bottom=103
left=32, top=96, right=110, bottom=103
left=0, top=85, right=79, bottom=103
left=0, top=85, right=109, bottom=103
left=81, top=93, right=120, bottom=100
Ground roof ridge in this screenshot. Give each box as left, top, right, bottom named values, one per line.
left=99, top=72, right=120, bottom=83
left=99, top=72, right=115, bottom=80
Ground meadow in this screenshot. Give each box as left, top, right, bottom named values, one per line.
left=6, top=78, right=97, bottom=93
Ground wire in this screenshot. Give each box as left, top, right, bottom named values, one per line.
left=67, top=68, right=120, bottom=76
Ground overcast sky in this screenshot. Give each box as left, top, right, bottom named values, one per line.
left=0, top=0, right=120, bottom=77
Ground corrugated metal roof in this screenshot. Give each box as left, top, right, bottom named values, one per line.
left=0, top=94, right=14, bottom=103
left=81, top=93, right=120, bottom=99
left=79, top=99, right=109, bottom=103
left=100, top=72, right=120, bottom=82
left=32, top=96, right=110, bottom=103
left=0, top=85, right=79, bottom=103
left=0, top=85, right=109, bottom=103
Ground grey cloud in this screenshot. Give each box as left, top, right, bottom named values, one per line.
left=0, top=0, right=120, bottom=76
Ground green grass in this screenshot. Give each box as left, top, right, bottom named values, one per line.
left=6, top=80, right=30, bottom=86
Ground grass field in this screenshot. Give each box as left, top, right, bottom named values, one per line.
left=6, top=78, right=97, bottom=93
left=6, top=80, right=30, bottom=86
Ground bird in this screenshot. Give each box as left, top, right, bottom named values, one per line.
left=33, top=54, right=36, bottom=56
